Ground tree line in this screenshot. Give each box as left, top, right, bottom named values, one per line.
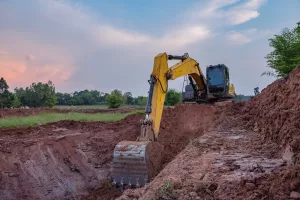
left=0, top=77, right=182, bottom=109
left=0, top=79, right=58, bottom=109
left=56, top=89, right=149, bottom=107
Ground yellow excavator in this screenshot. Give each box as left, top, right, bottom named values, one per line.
left=112, top=52, right=235, bottom=190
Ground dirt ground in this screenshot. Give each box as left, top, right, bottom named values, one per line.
left=0, top=115, right=142, bottom=200
left=118, top=67, right=300, bottom=200
left=0, top=104, right=217, bottom=200
left=1, top=67, right=300, bottom=200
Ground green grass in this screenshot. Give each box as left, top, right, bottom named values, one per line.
left=54, top=105, right=109, bottom=109
left=54, top=105, right=144, bottom=110
left=0, top=110, right=144, bottom=128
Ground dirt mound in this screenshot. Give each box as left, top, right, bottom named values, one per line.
left=0, top=114, right=143, bottom=200
left=214, top=67, right=300, bottom=164
left=238, top=67, right=300, bottom=163
left=158, top=104, right=217, bottom=167
left=0, top=108, right=54, bottom=118
left=118, top=129, right=289, bottom=200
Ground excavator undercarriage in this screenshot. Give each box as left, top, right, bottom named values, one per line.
left=112, top=52, right=235, bottom=191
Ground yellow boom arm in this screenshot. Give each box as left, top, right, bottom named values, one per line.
left=139, top=52, right=206, bottom=141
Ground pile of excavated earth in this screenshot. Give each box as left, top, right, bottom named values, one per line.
left=1, top=67, right=300, bottom=200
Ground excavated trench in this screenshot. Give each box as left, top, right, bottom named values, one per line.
left=0, top=104, right=217, bottom=200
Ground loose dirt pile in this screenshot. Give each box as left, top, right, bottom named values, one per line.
left=243, top=67, right=300, bottom=164
left=217, top=66, right=300, bottom=164
left=157, top=104, right=217, bottom=168
left=118, top=130, right=287, bottom=200
left=0, top=108, right=54, bottom=118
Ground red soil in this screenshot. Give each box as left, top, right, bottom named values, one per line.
left=1, top=67, right=300, bottom=200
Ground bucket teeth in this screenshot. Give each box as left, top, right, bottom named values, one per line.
left=112, top=141, right=151, bottom=189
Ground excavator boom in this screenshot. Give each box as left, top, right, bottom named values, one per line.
left=112, top=52, right=235, bottom=190
left=147, top=53, right=207, bottom=137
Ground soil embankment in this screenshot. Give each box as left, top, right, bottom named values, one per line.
left=118, top=67, right=300, bottom=200
left=1, top=67, right=300, bottom=200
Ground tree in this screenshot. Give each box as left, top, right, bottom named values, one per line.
left=99, top=92, right=109, bottom=103
left=14, top=81, right=57, bottom=108
left=263, top=22, right=300, bottom=77
left=0, top=77, right=14, bottom=108
left=123, top=92, right=134, bottom=105
left=45, top=95, right=57, bottom=108
left=135, top=96, right=148, bottom=106
left=165, top=89, right=181, bottom=106
left=12, top=94, right=21, bottom=108
left=14, top=87, right=27, bottom=106
left=106, top=89, right=123, bottom=108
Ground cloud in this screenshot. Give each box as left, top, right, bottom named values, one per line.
left=0, top=50, right=8, bottom=55
left=0, top=0, right=281, bottom=96
left=226, top=0, right=268, bottom=25
left=26, top=54, right=36, bottom=61
left=0, top=57, right=73, bottom=90
left=227, top=31, right=252, bottom=45
left=39, top=0, right=209, bottom=50
left=192, top=0, right=267, bottom=26
left=227, top=29, right=272, bottom=45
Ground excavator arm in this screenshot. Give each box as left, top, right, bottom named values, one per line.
left=140, top=52, right=207, bottom=141
left=112, top=52, right=209, bottom=190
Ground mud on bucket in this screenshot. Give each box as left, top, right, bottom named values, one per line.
left=112, top=140, right=163, bottom=189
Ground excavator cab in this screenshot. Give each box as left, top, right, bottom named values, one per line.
left=182, top=64, right=235, bottom=102
left=206, top=64, right=235, bottom=99
left=207, top=64, right=229, bottom=95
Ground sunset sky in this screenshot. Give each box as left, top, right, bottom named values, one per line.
left=0, top=0, right=299, bottom=96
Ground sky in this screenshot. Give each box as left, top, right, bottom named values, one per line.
left=0, top=0, right=299, bottom=96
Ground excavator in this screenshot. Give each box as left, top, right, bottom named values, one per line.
left=112, top=52, right=235, bottom=190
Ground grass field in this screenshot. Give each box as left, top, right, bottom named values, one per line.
left=0, top=110, right=144, bottom=128
left=55, top=105, right=144, bottom=110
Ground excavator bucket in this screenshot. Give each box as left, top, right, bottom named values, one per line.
left=112, top=141, right=163, bottom=190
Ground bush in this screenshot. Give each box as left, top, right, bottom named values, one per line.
left=165, top=89, right=181, bottom=106
left=106, top=89, right=123, bottom=108
left=0, top=77, right=14, bottom=108
left=12, top=95, right=21, bottom=108
left=263, top=23, right=300, bottom=77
